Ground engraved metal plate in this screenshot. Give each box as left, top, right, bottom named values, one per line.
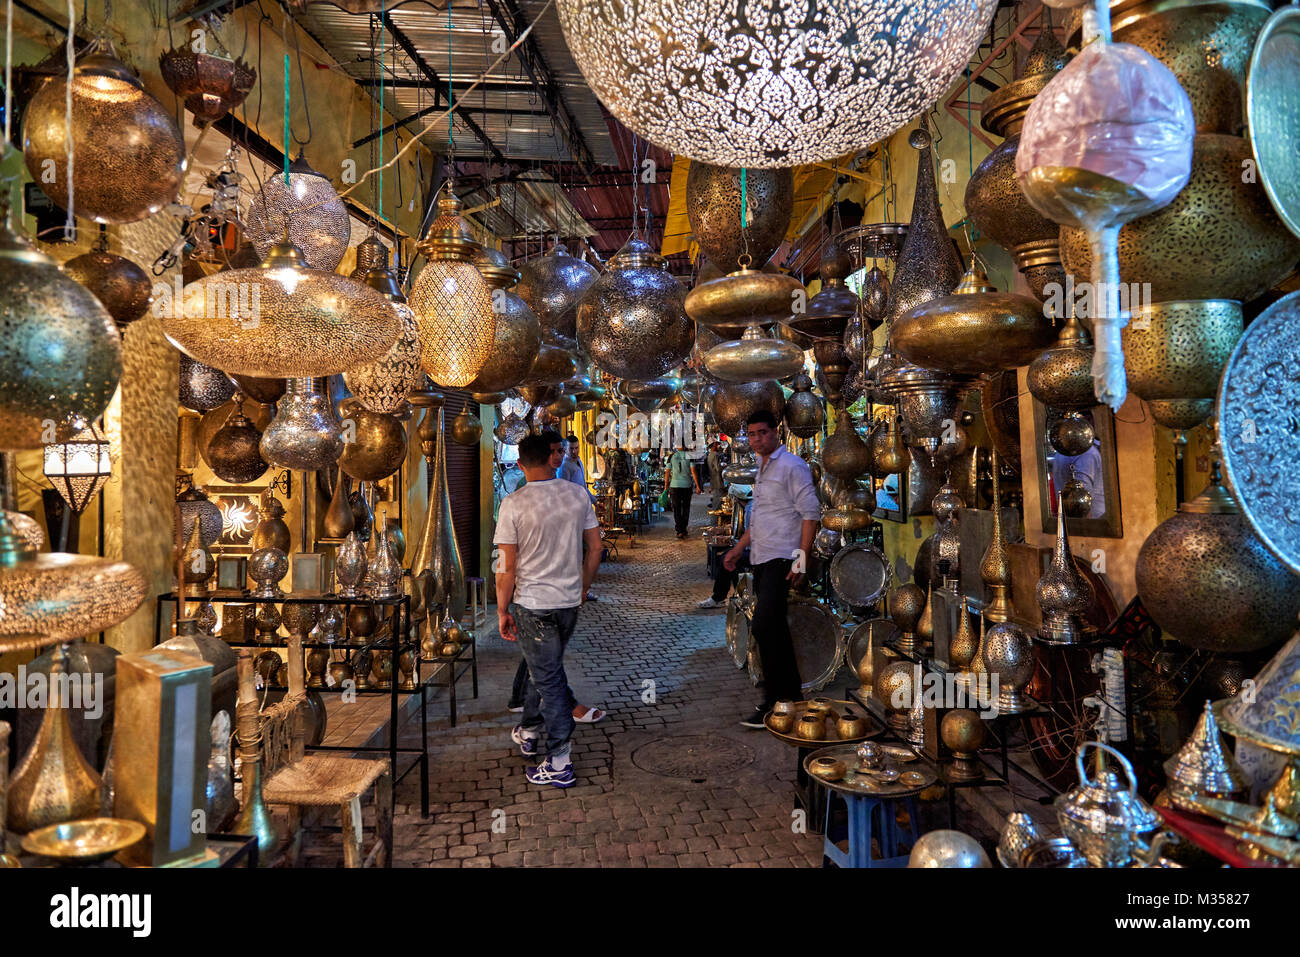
left=788, top=599, right=845, bottom=693
left=829, top=543, right=892, bottom=611
left=1248, top=6, right=1300, bottom=240
left=725, top=596, right=751, bottom=670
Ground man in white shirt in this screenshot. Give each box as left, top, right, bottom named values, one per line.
left=722, top=410, right=820, bottom=727
left=494, top=433, right=603, bottom=787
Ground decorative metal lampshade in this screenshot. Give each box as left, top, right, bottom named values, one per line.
left=178, top=354, right=236, bottom=412
left=260, top=377, right=344, bottom=471
left=158, top=44, right=256, bottom=124
left=1027, top=314, right=1096, bottom=411
left=343, top=238, right=422, bottom=415
left=467, top=247, right=542, bottom=393
left=243, top=151, right=350, bottom=271
left=685, top=163, right=794, bottom=270
left=62, top=234, right=153, bottom=330
left=709, top=379, right=786, bottom=436
left=554, top=0, right=998, bottom=167
left=577, top=237, right=693, bottom=380
left=163, top=233, right=400, bottom=379
left=409, top=188, right=495, bottom=388
left=686, top=267, right=803, bottom=337
left=42, top=422, right=112, bottom=514
left=784, top=373, right=825, bottom=438
left=22, top=44, right=186, bottom=223
left=704, top=324, right=804, bottom=382
left=789, top=240, right=858, bottom=340
left=515, top=241, right=599, bottom=345
left=0, top=217, right=122, bottom=449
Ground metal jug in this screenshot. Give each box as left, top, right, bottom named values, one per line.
left=1055, top=741, right=1161, bottom=867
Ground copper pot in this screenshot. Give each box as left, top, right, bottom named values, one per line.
left=686, top=162, right=793, bottom=271
left=795, top=713, right=827, bottom=740
left=768, top=712, right=795, bottom=734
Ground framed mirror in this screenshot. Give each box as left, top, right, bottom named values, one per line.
left=1031, top=400, right=1123, bottom=539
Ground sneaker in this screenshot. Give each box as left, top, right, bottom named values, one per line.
left=739, top=706, right=768, bottom=729
left=511, top=725, right=539, bottom=756
left=696, top=597, right=724, bottom=609
left=507, top=704, right=524, bottom=713
left=526, top=756, right=576, bottom=788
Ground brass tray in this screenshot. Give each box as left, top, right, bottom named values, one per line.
left=803, top=744, right=938, bottom=798
left=764, top=700, right=881, bottom=748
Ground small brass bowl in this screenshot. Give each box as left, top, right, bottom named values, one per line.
left=900, top=770, right=928, bottom=788
left=767, top=712, right=795, bottom=734
left=772, top=700, right=798, bottom=716
left=795, top=713, right=827, bottom=740
left=837, top=715, right=868, bottom=739
left=871, top=767, right=901, bottom=783
left=809, top=757, right=847, bottom=781
left=21, top=818, right=146, bottom=863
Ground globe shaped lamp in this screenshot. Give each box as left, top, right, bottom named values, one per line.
left=410, top=187, right=495, bottom=388
left=555, top=0, right=999, bottom=167
left=162, top=232, right=400, bottom=378
left=243, top=151, right=350, bottom=271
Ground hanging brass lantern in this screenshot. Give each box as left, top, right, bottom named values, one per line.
left=244, top=151, right=351, bottom=271
left=467, top=247, right=542, bottom=393
left=343, top=236, right=422, bottom=415
left=526, top=339, right=580, bottom=387
left=868, top=413, right=910, bottom=476
left=175, top=479, right=223, bottom=550
left=1149, top=398, right=1214, bottom=433
left=932, top=479, right=964, bottom=581
left=1027, top=314, right=1096, bottom=411
left=858, top=265, right=891, bottom=329
left=179, top=354, right=236, bottom=412
left=784, top=373, right=825, bottom=439
left=338, top=400, right=407, bottom=482
left=449, top=406, right=483, bottom=446
left=813, top=339, right=852, bottom=409
left=62, top=233, right=153, bottom=330
left=705, top=323, right=804, bottom=382
left=520, top=383, right=562, bottom=408
left=685, top=267, right=803, bottom=337
left=515, top=241, right=599, bottom=346
left=0, top=216, right=122, bottom=449
left=409, top=187, right=496, bottom=388
left=165, top=233, right=400, bottom=379
left=259, top=378, right=344, bottom=471
left=1136, top=463, right=1300, bottom=653
left=231, top=374, right=285, bottom=404
left=547, top=394, right=579, bottom=418
left=1047, top=409, right=1095, bottom=457
left=22, top=44, right=186, bottom=223
left=207, top=409, right=267, bottom=484
left=577, top=237, right=693, bottom=380
left=1037, top=492, right=1095, bottom=644
left=964, top=20, right=1070, bottom=281
left=893, top=259, right=1055, bottom=376
left=1123, top=299, right=1242, bottom=405
left=42, top=422, right=112, bottom=514
left=822, top=410, right=872, bottom=481
left=789, top=240, right=858, bottom=340
left=709, top=379, right=786, bottom=436
left=686, top=162, right=793, bottom=270
left=158, top=43, right=256, bottom=124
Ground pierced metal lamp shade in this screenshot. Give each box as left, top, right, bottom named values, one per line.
left=410, top=189, right=495, bottom=389
left=343, top=243, right=422, bottom=414
left=243, top=152, right=350, bottom=271
left=554, top=0, right=998, bottom=167
left=467, top=248, right=542, bottom=393
left=163, top=235, right=400, bottom=379
left=515, top=242, right=599, bottom=345
left=62, top=236, right=153, bottom=330
left=686, top=163, right=794, bottom=271
left=0, top=219, right=121, bottom=450
left=22, top=46, right=186, bottom=223
left=42, top=423, right=112, bottom=514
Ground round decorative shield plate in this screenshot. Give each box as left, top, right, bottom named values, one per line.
left=830, top=543, right=893, bottom=610
left=788, top=598, right=846, bottom=693
left=1217, top=291, right=1300, bottom=573
left=725, top=597, right=750, bottom=670
left=1248, top=6, right=1300, bottom=240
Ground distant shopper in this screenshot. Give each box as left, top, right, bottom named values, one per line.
left=707, top=441, right=726, bottom=511
left=666, top=447, right=700, bottom=538
left=495, top=433, right=604, bottom=787
left=722, top=410, right=820, bottom=728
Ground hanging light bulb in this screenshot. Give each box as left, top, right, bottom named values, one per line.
left=409, top=185, right=496, bottom=388
left=42, top=420, right=113, bottom=514
left=243, top=151, right=351, bottom=271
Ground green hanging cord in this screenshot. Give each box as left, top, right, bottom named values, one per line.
left=282, top=53, right=290, bottom=185
left=740, top=167, right=748, bottom=231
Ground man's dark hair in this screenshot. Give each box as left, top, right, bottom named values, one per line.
left=565, top=433, right=578, bottom=444
left=539, top=429, right=563, bottom=448
left=746, top=409, right=779, bottom=430
left=518, top=433, right=554, bottom=467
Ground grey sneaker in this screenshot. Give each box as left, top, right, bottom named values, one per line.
left=697, top=597, right=724, bottom=609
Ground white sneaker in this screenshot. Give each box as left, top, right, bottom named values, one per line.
left=697, top=597, right=724, bottom=609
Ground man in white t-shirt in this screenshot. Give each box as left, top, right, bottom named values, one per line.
left=494, top=433, right=603, bottom=788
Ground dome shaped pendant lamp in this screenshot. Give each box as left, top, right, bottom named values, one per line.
left=409, top=186, right=496, bottom=389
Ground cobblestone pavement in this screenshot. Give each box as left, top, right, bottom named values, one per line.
left=301, top=496, right=831, bottom=867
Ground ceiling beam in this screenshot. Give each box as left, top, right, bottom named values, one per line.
left=380, top=12, right=505, bottom=165
left=478, top=0, right=596, bottom=176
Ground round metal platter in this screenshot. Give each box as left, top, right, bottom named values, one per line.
left=788, top=598, right=845, bottom=693
left=1217, top=291, right=1300, bottom=574
left=829, top=543, right=893, bottom=610
left=803, top=743, right=937, bottom=798
left=1247, top=5, right=1300, bottom=240
left=848, top=618, right=899, bottom=675
left=725, top=596, right=751, bottom=670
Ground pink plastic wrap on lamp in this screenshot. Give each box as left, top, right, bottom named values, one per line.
left=1016, top=21, right=1194, bottom=412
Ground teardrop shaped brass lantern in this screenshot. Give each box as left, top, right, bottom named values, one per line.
left=411, top=405, right=466, bottom=625
left=244, top=151, right=351, bottom=271
left=467, top=247, right=542, bottom=393
left=709, top=379, right=786, bottom=436
left=0, top=216, right=122, bottom=449
left=515, top=241, right=599, bottom=345
left=858, top=264, right=891, bottom=329
left=822, top=410, right=872, bottom=480
left=323, top=474, right=355, bottom=540
left=577, top=237, right=693, bottom=380
left=784, top=372, right=825, bottom=438
left=410, top=187, right=496, bottom=388
left=868, top=413, right=910, bottom=477
left=1036, top=491, right=1095, bottom=644
left=62, top=233, right=153, bottom=329
left=705, top=323, right=805, bottom=382
left=789, top=240, right=858, bottom=340
left=1027, top=314, right=1096, bottom=411
left=1137, top=463, right=1300, bottom=653
left=207, top=409, right=267, bottom=483
left=23, top=44, right=186, bottom=223
left=685, top=267, right=804, bottom=337
left=343, top=237, right=422, bottom=415
left=686, top=162, right=794, bottom=271
left=165, top=233, right=400, bottom=378
left=894, top=259, right=1056, bottom=375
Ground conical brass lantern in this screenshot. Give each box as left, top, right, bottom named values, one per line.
left=411, top=402, right=466, bottom=634
left=244, top=151, right=351, bottom=271
left=1037, top=492, right=1094, bottom=644
left=980, top=450, right=1014, bottom=623
left=23, top=43, right=186, bottom=223
left=410, top=186, right=495, bottom=388
left=467, top=247, right=542, bottom=393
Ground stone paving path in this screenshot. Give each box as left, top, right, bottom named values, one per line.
left=302, top=497, right=833, bottom=867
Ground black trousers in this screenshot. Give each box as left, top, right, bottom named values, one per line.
left=711, top=565, right=735, bottom=602
left=751, top=558, right=803, bottom=705
left=669, top=486, right=692, bottom=535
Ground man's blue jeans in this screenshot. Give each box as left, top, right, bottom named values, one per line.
left=513, top=604, right=580, bottom=758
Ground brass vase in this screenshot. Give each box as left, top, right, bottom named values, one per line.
left=685, top=162, right=793, bottom=271
left=335, top=531, right=368, bottom=599
left=950, top=597, right=978, bottom=673
left=232, top=652, right=280, bottom=865
left=1036, top=492, right=1094, bottom=644
left=324, top=474, right=355, bottom=540
left=367, top=514, right=402, bottom=600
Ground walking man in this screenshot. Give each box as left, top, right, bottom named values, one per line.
left=495, top=433, right=603, bottom=786
left=722, top=410, right=820, bottom=727
left=666, top=445, right=700, bottom=539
